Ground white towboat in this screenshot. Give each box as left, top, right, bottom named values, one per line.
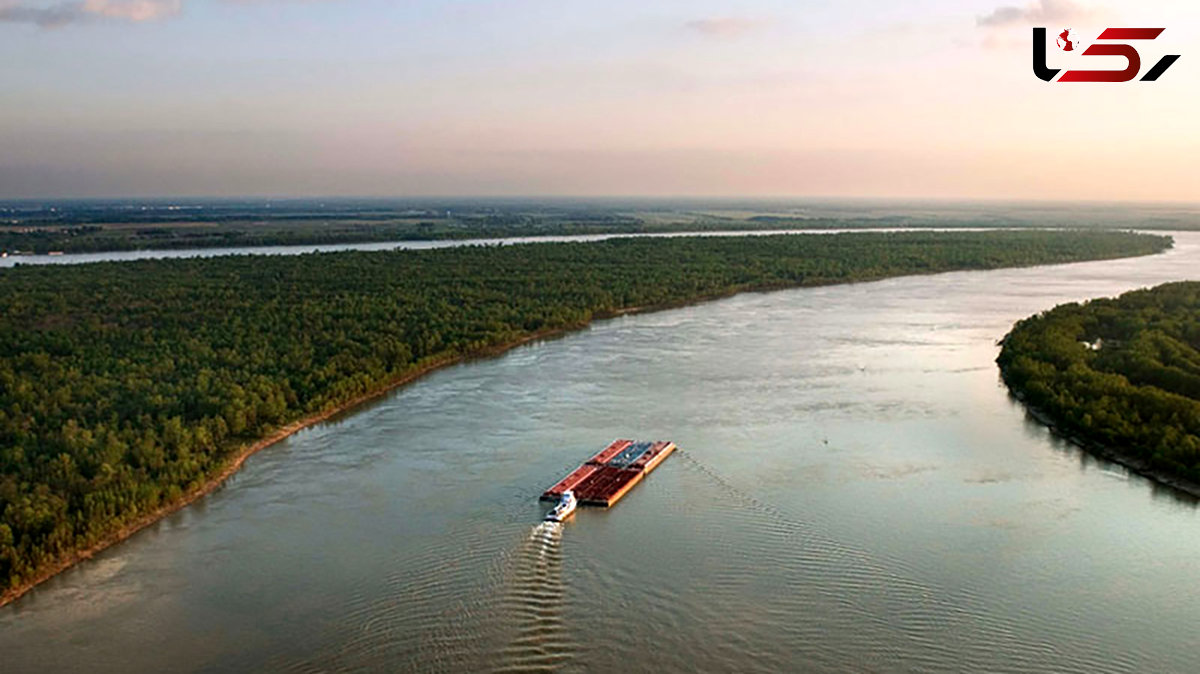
left=544, top=490, right=577, bottom=522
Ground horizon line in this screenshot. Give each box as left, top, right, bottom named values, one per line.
left=3, top=195, right=1200, bottom=207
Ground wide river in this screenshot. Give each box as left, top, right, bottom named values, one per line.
left=3, top=233, right=1200, bottom=673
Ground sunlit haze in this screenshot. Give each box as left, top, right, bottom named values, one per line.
left=1, top=0, right=1197, bottom=200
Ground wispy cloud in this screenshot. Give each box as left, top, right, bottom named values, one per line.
left=684, top=17, right=766, bottom=39
left=977, top=0, right=1098, bottom=27
left=0, top=0, right=181, bottom=27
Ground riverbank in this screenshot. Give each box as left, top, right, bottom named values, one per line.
left=0, top=324, right=582, bottom=609
left=995, top=281, right=1200, bottom=503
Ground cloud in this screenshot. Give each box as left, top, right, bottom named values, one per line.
left=0, top=0, right=181, bottom=27
left=684, top=17, right=765, bottom=39
left=976, top=0, right=1097, bottom=27
left=85, top=0, right=180, bottom=21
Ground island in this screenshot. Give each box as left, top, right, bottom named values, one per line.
left=998, top=281, right=1200, bottom=495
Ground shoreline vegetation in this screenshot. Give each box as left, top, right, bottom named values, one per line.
left=0, top=299, right=710, bottom=609
left=0, top=330, right=556, bottom=609
left=0, top=230, right=1172, bottom=607
left=998, top=282, right=1200, bottom=500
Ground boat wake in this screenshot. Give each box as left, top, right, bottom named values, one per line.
left=489, top=521, right=574, bottom=672
left=531, top=520, right=564, bottom=551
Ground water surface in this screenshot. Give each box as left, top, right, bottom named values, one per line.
left=3, top=234, right=1199, bottom=672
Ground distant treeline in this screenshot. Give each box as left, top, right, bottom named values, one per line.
left=0, top=230, right=1170, bottom=598
left=998, top=281, right=1200, bottom=485
left=0, top=218, right=1107, bottom=255
left=0, top=214, right=1161, bottom=255
left=0, top=219, right=647, bottom=254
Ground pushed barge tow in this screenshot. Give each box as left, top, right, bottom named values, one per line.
left=540, top=439, right=677, bottom=508
left=544, top=490, right=578, bottom=522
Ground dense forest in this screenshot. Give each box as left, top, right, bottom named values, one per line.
left=998, top=281, right=1200, bottom=487
left=0, top=230, right=1170, bottom=600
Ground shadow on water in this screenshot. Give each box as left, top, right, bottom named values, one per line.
left=1007, top=393, right=1200, bottom=509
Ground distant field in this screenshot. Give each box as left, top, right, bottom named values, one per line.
left=2, top=198, right=1198, bottom=254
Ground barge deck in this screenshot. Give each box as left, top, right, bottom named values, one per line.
left=541, top=439, right=676, bottom=508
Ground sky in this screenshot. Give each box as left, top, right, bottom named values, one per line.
left=0, top=0, right=1197, bottom=200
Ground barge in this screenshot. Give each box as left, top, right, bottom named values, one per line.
left=540, top=439, right=676, bottom=508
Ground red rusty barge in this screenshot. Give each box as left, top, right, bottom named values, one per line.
left=540, top=439, right=677, bottom=507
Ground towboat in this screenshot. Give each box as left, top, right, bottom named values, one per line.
left=544, top=490, right=577, bottom=522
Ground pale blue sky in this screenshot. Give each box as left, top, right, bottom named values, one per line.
left=1, top=0, right=1196, bottom=199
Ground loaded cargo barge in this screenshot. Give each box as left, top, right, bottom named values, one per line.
left=541, top=439, right=676, bottom=507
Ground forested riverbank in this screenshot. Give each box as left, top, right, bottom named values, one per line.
left=0, top=230, right=1171, bottom=605
left=998, top=281, right=1200, bottom=495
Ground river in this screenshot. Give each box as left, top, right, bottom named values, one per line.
left=2, top=233, right=1199, bottom=672
left=0, top=227, right=1002, bottom=268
